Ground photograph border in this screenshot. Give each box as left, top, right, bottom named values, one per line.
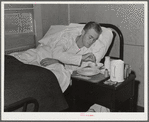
left=1, top=1, right=148, bottom=121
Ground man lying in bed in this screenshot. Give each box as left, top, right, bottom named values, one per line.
left=11, top=21, right=112, bottom=101
left=11, top=22, right=101, bottom=91
left=40, top=21, right=100, bottom=67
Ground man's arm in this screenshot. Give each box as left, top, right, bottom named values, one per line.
left=53, top=45, right=96, bottom=65
left=40, top=35, right=96, bottom=67
left=52, top=45, right=82, bottom=66
left=40, top=52, right=96, bottom=67
left=93, top=46, right=106, bottom=63
left=40, top=58, right=63, bottom=67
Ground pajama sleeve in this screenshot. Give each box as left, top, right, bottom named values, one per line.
left=52, top=37, right=82, bottom=66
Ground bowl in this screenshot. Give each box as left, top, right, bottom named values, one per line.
left=88, top=62, right=103, bottom=68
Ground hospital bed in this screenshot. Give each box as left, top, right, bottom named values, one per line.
left=4, top=23, right=124, bottom=112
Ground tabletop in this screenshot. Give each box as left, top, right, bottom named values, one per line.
left=71, top=71, right=136, bottom=90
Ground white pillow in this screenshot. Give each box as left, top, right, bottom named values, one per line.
left=98, top=26, right=113, bottom=54
left=39, top=23, right=113, bottom=54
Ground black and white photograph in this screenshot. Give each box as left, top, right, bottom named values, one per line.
left=1, top=1, right=148, bottom=121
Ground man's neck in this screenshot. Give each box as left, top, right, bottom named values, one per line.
left=76, top=35, right=84, bottom=48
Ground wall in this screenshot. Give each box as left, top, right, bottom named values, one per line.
left=41, top=4, right=69, bottom=36
left=40, top=4, right=144, bottom=107
left=70, top=4, right=144, bottom=107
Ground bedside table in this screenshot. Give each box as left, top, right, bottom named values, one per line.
left=71, top=72, right=136, bottom=112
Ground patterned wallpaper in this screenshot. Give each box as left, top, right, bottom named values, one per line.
left=70, top=4, right=144, bottom=45
left=103, top=4, right=144, bottom=46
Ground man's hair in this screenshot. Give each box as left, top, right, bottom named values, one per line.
left=83, top=21, right=102, bottom=34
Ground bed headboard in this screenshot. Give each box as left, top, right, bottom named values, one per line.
left=99, top=23, right=124, bottom=60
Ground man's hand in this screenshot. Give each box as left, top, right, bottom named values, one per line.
left=82, top=53, right=96, bottom=63
left=40, top=58, right=59, bottom=67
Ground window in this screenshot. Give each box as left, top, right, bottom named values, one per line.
left=4, top=4, right=36, bottom=54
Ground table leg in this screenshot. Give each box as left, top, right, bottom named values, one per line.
left=129, top=79, right=135, bottom=112
left=71, top=84, right=78, bottom=112
left=129, top=96, right=134, bottom=112
left=110, top=91, right=118, bottom=112
left=71, top=95, right=77, bottom=112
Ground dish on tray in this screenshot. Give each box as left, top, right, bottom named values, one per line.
left=77, top=67, right=101, bottom=76
left=88, top=62, right=103, bottom=68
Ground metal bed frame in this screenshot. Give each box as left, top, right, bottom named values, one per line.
left=100, top=23, right=124, bottom=60
left=4, top=97, right=39, bottom=112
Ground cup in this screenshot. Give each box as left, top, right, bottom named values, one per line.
left=110, top=59, right=124, bottom=82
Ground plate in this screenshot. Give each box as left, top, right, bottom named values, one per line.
left=77, top=67, right=101, bottom=76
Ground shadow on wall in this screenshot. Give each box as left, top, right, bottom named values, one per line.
left=131, top=70, right=144, bottom=112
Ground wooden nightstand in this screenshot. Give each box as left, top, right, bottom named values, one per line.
left=71, top=72, right=136, bottom=112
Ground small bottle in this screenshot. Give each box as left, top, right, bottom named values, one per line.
left=124, top=64, right=129, bottom=78
left=104, top=69, right=109, bottom=77
left=104, top=56, right=111, bottom=72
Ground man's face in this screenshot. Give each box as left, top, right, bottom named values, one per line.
left=82, top=28, right=100, bottom=48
